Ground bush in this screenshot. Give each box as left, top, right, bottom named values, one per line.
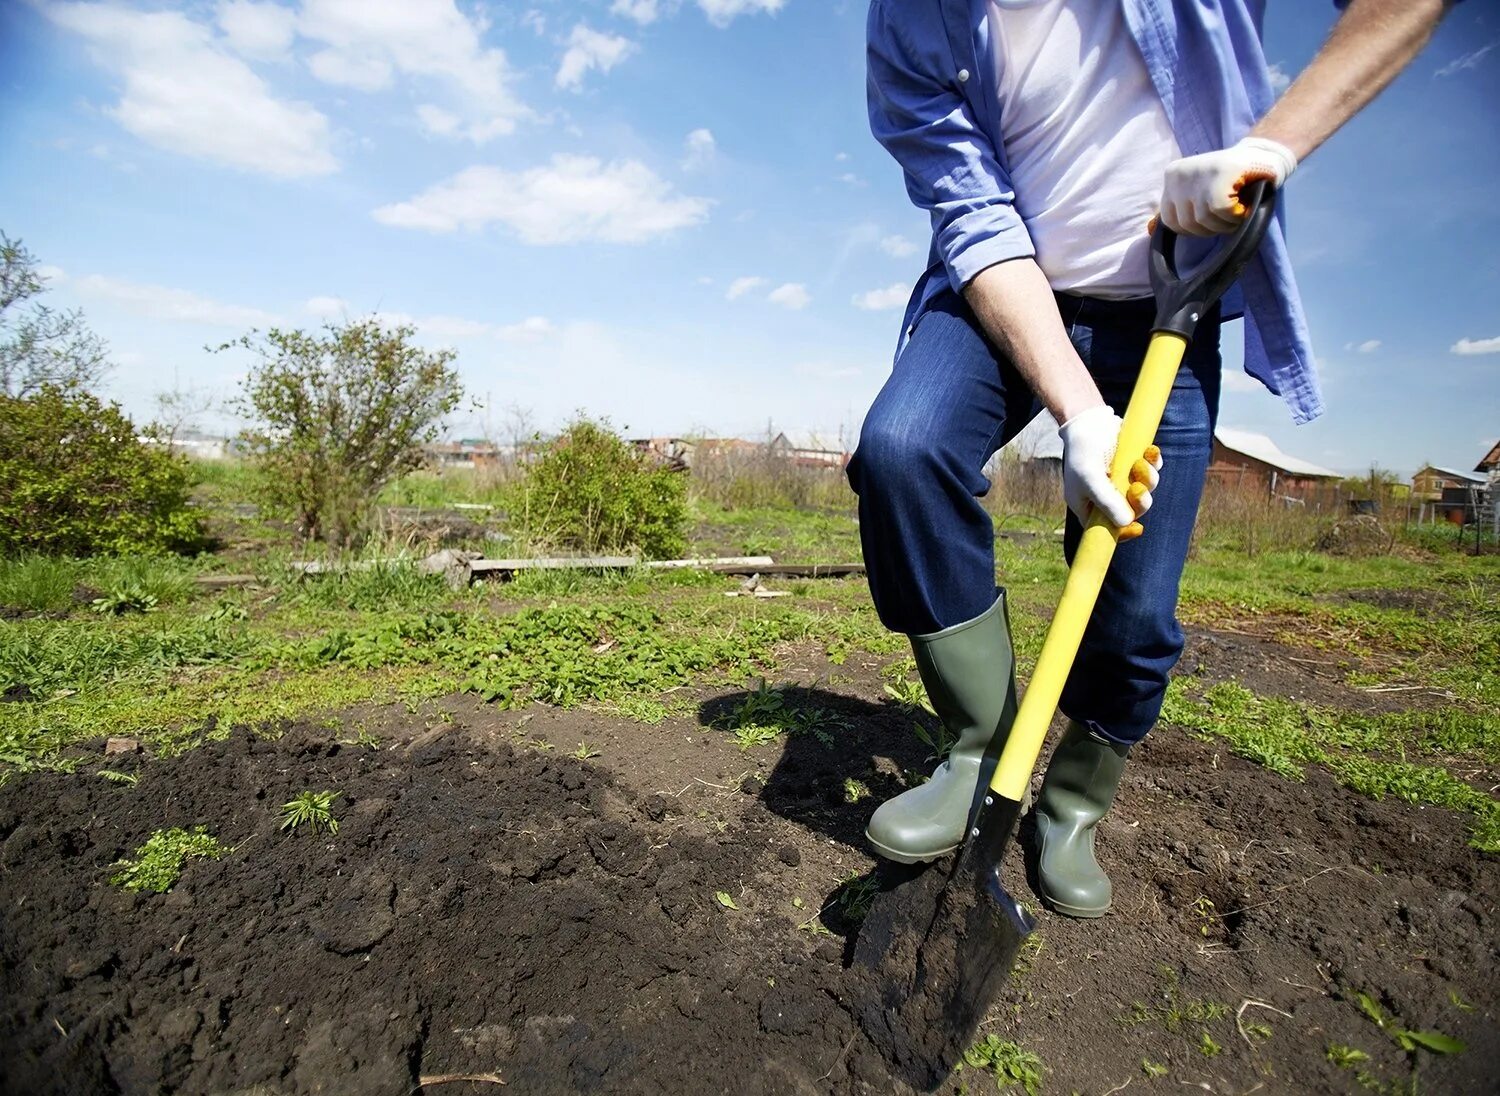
left=229, top=320, right=464, bottom=549
left=0, top=386, right=204, bottom=557
left=510, top=418, right=687, bottom=559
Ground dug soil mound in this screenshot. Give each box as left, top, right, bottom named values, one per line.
left=1, top=681, right=1495, bottom=1095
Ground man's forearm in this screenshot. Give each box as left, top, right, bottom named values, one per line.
left=1253, top=0, right=1449, bottom=160
left=962, top=259, right=1103, bottom=424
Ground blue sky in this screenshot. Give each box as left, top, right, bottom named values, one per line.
left=1, top=0, right=1496, bottom=476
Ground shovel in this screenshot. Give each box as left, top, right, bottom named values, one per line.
left=851, top=180, right=1279, bottom=1090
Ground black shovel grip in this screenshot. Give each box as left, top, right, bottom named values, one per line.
left=1150, top=178, right=1278, bottom=338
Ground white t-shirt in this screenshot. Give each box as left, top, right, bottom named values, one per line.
left=988, top=0, right=1180, bottom=298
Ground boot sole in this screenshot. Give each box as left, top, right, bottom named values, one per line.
left=1040, top=893, right=1110, bottom=919
left=865, top=833, right=957, bottom=865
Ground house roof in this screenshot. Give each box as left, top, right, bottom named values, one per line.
left=1477, top=439, right=1500, bottom=472
left=1003, top=417, right=1340, bottom=479
left=771, top=429, right=848, bottom=453
left=1212, top=428, right=1340, bottom=478
left=1417, top=465, right=1487, bottom=486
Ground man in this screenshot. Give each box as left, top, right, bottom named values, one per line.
left=850, top=0, right=1448, bottom=918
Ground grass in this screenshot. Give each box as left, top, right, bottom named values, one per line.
left=1162, top=680, right=1500, bottom=852
left=4, top=490, right=1496, bottom=877
left=110, top=826, right=229, bottom=893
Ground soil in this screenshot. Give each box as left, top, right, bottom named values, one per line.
left=1, top=637, right=1495, bottom=1095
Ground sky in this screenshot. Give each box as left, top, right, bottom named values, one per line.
left=1, top=0, right=1497, bottom=477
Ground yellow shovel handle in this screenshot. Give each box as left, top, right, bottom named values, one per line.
left=989, top=331, right=1189, bottom=801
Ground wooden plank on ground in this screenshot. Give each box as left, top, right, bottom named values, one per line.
left=469, top=556, right=639, bottom=577
left=194, top=574, right=261, bottom=589
left=704, top=562, right=865, bottom=578
left=642, top=556, right=775, bottom=570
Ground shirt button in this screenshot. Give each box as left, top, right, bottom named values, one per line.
left=957, top=68, right=970, bottom=82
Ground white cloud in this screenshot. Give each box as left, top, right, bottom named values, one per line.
left=852, top=284, right=908, bottom=311
left=1345, top=339, right=1381, bottom=354
left=414, top=314, right=491, bottom=339
left=304, top=297, right=491, bottom=338
left=1435, top=40, right=1498, bottom=78
left=834, top=151, right=849, bottom=162
left=682, top=128, right=717, bottom=171
left=297, top=0, right=528, bottom=142
left=556, top=24, right=635, bottom=91
left=1266, top=62, right=1292, bottom=93
left=768, top=283, right=810, bottom=310
left=78, top=274, right=278, bottom=327
left=1451, top=335, right=1500, bottom=355
left=697, top=0, right=787, bottom=28
left=373, top=155, right=711, bottom=243
left=838, top=172, right=866, bottom=187
left=216, top=0, right=297, bottom=60
left=611, top=0, right=664, bottom=24
left=880, top=234, right=919, bottom=258
left=497, top=316, right=555, bottom=342
left=1221, top=369, right=1262, bottom=394
left=45, top=3, right=337, bottom=178
left=35, top=264, right=68, bottom=284
left=304, top=295, right=348, bottom=317
left=521, top=10, right=546, bottom=35
left=726, top=276, right=765, bottom=300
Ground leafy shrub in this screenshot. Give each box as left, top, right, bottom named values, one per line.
left=510, top=417, right=687, bottom=559
left=0, top=386, right=204, bottom=557
left=229, top=320, right=464, bottom=549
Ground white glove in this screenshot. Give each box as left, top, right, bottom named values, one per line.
left=1158, top=136, right=1297, bottom=237
left=1058, top=405, right=1162, bottom=534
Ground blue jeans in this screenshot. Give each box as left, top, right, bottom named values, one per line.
left=847, top=289, right=1222, bottom=746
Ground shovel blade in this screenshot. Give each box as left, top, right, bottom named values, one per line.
left=850, top=798, right=1035, bottom=1091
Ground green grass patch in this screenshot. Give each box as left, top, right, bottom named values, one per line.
left=110, top=826, right=229, bottom=893
left=1164, top=680, right=1500, bottom=852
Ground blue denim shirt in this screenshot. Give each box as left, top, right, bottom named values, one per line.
left=868, top=0, right=1323, bottom=424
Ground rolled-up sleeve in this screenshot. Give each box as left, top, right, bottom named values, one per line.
left=867, top=0, right=1034, bottom=290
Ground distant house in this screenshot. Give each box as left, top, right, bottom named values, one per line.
left=768, top=430, right=849, bottom=470
left=1476, top=439, right=1500, bottom=474
left=629, top=436, right=760, bottom=471
left=1208, top=428, right=1340, bottom=503
left=423, top=439, right=504, bottom=469
left=1412, top=464, right=1486, bottom=500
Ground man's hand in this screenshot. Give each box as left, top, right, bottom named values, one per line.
left=1058, top=405, right=1162, bottom=539
left=1157, top=137, right=1297, bottom=237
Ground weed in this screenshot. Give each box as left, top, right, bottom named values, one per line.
left=835, top=871, right=880, bottom=924
left=1245, top=1021, right=1273, bottom=1042
left=571, top=741, right=601, bottom=760
left=1353, top=990, right=1466, bottom=1056
left=96, top=769, right=139, bottom=786
left=883, top=675, right=934, bottom=715
left=1189, top=895, right=1217, bottom=937
left=842, top=777, right=871, bottom=804
left=1327, top=1044, right=1370, bottom=1069
left=1448, top=990, right=1475, bottom=1013
left=91, top=585, right=159, bottom=615
left=714, top=891, right=739, bottom=910
left=912, top=719, right=956, bottom=764
left=110, top=826, right=228, bottom=893
left=733, top=724, right=781, bottom=750
left=280, top=790, right=341, bottom=835
left=960, top=1035, right=1043, bottom=1096
left=1141, top=1059, right=1168, bottom=1078
left=1197, top=1032, right=1221, bottom=1057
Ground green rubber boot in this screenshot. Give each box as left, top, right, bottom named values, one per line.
left=866, top=593, right=1018, bottom=864
left=1033, top=721, right=1131, bottom=918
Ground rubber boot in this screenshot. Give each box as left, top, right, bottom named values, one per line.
left=866, top=593, right=1018, bottom=864
left=1033, top=721, right=1131, bottom=918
